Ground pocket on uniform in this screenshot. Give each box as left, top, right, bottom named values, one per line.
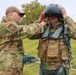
left=47, top=40, right=59, bottom=58
left=38, top=39, right=47, bottom=58
left=60, top=46, right=69, bottom=61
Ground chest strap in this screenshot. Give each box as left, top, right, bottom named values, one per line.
left=50, top=26, right=63, bottom=39
left=42, top=25, right=63, bottom=39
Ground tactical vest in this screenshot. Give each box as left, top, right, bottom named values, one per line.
left=38, top=23, right=72, bottom=63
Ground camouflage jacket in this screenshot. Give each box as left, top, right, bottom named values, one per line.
left=0, top=16, right=44, bottom=46
left=64, top=16, right=76, bottom=39
left=0, top=15, right=44, bottom=73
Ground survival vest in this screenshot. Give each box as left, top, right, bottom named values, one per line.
left=38, top=23, right=72, bottom=66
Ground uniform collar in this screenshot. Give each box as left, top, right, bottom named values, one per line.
left=51, top=22, right=63, bottom=28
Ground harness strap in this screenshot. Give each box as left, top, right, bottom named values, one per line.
left=63, top=23, right=73, bottom=68
left=42, top=25, right=63, bottom=39
left=57, top=62, right=65, bottom=75
left=42, top=26, right=50, bottom=38
left=57, top=23, right=71, bottom=75
left=50, top=26, right=63, bottom=39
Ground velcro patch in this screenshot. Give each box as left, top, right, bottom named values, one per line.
left=5, top=22, right=17, bottom=32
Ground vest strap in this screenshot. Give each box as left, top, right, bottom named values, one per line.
left=50, top=26, right=63, bottom=39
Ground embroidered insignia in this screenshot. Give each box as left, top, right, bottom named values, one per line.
left=6, top=22, right=17, bottom=32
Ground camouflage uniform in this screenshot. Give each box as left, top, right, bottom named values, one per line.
left=0, top=15, right=44, bottom=75
left=30, top=16, right=76, bottom=75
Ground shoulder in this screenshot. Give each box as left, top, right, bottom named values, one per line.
left=5, top=21, right=18, bottom=33
left=64, top=16, right=74, bottom=23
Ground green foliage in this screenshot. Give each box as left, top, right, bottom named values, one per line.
left=70, top=39, right=76, bottom=69
left=20, top=0, right=46, bottom=25
left=22, top=39, right=76, bottom=75
left=22, top=38, right=39, bottom=75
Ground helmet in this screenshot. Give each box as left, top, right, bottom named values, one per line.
left=44, top=4, right=63, bottom=21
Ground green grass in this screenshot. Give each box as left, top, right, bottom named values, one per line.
left=22, top=38, right=76, bottom=75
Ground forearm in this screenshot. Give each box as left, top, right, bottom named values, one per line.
left=20, top=23, right=44, bottom=38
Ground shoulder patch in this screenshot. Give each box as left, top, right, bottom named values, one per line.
left=5, top=22, right=17, bottom=32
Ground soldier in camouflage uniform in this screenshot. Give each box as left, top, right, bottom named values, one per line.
left=30, top=4, right=76, bottom=75
left=0, top=6, right=46, bottom=75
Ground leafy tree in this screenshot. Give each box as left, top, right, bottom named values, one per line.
left=20, top=0, right=46, bottom=25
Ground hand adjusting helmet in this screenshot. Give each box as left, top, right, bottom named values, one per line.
left=44, top=4, right=64, bottom=22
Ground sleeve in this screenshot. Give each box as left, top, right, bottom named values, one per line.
left=19, top=22, right=44, bottom=38
left=0, top=21, right=44, bottom=40
left=0, top=22, right=17, bottom=37
left=64, top=16, right=76, bottom=39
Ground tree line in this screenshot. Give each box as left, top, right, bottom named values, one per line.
left=20, top=0, right=46, bottom=25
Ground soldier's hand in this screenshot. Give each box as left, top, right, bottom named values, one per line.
left=38, top=12, right=48, bottom=23
left=61, top=7, right=68, bottom=18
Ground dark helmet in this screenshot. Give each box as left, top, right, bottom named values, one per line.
left=44, top=4, right=64, bottom=22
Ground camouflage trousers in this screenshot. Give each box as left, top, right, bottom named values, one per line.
left=39, top=62, right=69, bottom=75
left=0, top=49, right=24, bottom=75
